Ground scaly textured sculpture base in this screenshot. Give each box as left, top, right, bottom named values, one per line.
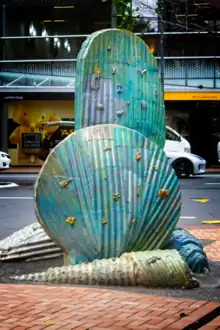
left=11, top=249, right=199, bottom=289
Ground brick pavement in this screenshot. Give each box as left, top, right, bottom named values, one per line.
left=0, top=284, right=219, bottom=330
left=188, top=227, right=220, bottom=262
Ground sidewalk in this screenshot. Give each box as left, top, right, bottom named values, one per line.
left=0, top=284, right=219, bottom=330
left=188, top=226, right=220, bottom=262
left=0, top=167, right=41, bottom=174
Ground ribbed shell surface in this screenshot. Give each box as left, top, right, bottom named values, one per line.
left=164, top=228, right=210, bottom=274
left=12, top=249, right=196, bottom=289
left=35, top=124, right=181, bottom=265
left=75, top=29, right=165, bottom=149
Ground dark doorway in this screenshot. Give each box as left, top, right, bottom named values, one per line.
left=189, top=101, right=219, bottom=167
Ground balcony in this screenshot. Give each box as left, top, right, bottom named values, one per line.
left=0, top=56, right=219, bottom=92
left=160, top=56, right=220, bottom=90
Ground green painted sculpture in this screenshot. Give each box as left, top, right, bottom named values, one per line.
left=28, top=28, right=193, bottom=288
left=75, top=29, right=166, bottom=149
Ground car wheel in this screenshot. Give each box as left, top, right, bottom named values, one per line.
left=172, top=158, right=194, bottom=178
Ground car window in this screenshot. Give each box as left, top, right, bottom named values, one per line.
left=166, top=129, right=180, bottom=141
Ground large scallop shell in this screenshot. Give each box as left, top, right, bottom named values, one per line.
left=35, top=124, right=181, bottom=265
left=75, top=29, right=165, bottom=148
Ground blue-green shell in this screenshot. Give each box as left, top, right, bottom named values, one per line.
left=75, top=29, right=165, bottom=149
left=35, top=125, right=180, bottom=265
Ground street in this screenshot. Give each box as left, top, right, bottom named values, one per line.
left=0, top=174, right=220, bottom=240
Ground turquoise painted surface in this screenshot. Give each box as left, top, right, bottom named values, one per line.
left=164, top=228, right=210, bottom=273
left=75, top=29, right=166, bottom=149
left=35, top=125, right=181, bottom=265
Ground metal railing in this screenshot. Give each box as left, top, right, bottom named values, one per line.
left=0, top=56, right=219, bottom=90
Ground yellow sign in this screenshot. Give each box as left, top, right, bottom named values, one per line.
left=192, top=199, right=209, bottom=203
left=164, top=91, right=220, bottom=101
left=202, top=220, right=220, bottom=224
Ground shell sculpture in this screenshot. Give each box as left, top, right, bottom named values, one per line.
left=11, top=249, right=199, bottom=289
left=75, top=29, right=166, bottom=149
left=13, top=29, right=200, bottom=289
left=164, top=228, right=210, bottom=274
left=35, top=124, right=181, bottom=265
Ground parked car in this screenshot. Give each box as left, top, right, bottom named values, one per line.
left=166, top=151, right=206, bottom=178
left=217, top=141, right=220, bottom=163
left=0, top=151, right=11, bottom=170
left=165, top=127, right=206, bottom=177
left=165, top=126, right=191, bottom=153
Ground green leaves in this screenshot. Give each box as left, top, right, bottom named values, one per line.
left=112, top=0, right=133, bottom=30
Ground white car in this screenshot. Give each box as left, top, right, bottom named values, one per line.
left=217, top=142, right=220, bottom=162
left=0, top=151, right=11, bottom=170
left=165, top=126, right=206, bottom=177
left=166, top=151, right=206, bottom=177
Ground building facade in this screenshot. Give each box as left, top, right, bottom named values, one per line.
left=0, top=0, right=220, bottom=166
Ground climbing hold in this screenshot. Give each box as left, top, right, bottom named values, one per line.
left=107, top=44, right=111, bottom=51
left=104, top=146, right=111, bottom=151
left=136, top=152, right=142, bottom=161
left=137, top=184, right=141, bottom=197
left=131, top=219, right=136, bottom=224
left=112, top=67, right=116, bottom=74
left=153, top=166, right=158, bottom=171
left=138, top=69, right=147, bottom=76
left=91, top=73, right=100, bottom=90
left=141, top=100, right=147, bottom=109
left=97, top=104, right=104, bottom=111
left=117, top=85, right=123, bottom=93
left=113, top=192, right=120, bottom=201
left=116, top=110, right=124, bottom=116
left=59, top=178, right=73, bottom=188
left=102, top=218, right=108, bottom=225
left=103, top=172, right=107, bottom=180
left=158, top=190, right=169, bottom=198
left=95, top=66, right=101, bottom=74
left=66, top=217, right=76, bottom=225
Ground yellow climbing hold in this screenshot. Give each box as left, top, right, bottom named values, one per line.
left=66, top=217, right=76, bottom=225
left=136, top=152, right=142, bottom=161
left=103, top=172, right=107, bottom=180
left=113, top=192, right=120, bottom=201
left=59, top=178, right=73, bottom=188
left=95, top=66, right=101, bottom=74
left=105, top=146, right=111, bottom=151
left=158, top=189, right=169, bottom=198
left=137, top=184, right=141, bottom=197
left=154, top=166, right=158, bottom=171
left=193, top=199, right=209, bottom=203
left=102, top=218, right=108, bottom=225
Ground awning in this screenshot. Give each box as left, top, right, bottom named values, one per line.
left=0, top=72, right=75, bottom=93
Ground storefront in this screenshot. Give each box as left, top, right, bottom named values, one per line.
left=165, top=91, right=220, bottom=166
left=0, top=92, right=74, bottom=166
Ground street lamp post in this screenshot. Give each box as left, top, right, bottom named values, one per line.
left=111, top=2, right=117, bottom=28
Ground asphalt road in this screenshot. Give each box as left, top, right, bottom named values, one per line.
left=0, top=174, right=220, bottom=240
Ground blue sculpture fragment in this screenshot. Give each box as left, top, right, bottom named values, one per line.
left=164, top=228, right=210, bottom=274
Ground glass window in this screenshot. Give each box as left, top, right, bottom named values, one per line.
left=3, top=3, right=111, bottom=37
left=166, top=129, right=180, bottom=141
